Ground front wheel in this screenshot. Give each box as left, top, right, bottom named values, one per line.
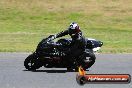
left=24, top=54, right=42, bottom=70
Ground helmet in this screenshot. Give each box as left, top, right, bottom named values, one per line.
left=68, top=22, right=81, bottom=36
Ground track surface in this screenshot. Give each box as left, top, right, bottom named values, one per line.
left=0, top=53, right=132, bottom=88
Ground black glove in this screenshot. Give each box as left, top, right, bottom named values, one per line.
left=50, top=35, right=56, bottom=41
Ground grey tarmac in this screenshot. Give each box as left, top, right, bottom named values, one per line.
left=0, top=53, right=132, bottom=88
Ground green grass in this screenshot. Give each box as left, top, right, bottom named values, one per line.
left=0, top=0, right=132, bottom=53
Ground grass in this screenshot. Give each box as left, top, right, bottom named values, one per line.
left=0, top=0, right=132, bottom=53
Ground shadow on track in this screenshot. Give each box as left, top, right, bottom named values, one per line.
left=23, top=69, right=75, bottom=73
left=23, top=69, right=89, bottom=73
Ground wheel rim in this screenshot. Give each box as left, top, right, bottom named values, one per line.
left=27, top=59, right=36, bottom=69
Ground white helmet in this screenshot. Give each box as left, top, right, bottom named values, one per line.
left=68, top=22, right=80, bottom=35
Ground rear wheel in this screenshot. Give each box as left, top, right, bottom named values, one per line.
left=67, top=67, right=74, bottom=72
left=75, top=67, right=79, bottom=72
left=83, top=52, right=96, bottom=70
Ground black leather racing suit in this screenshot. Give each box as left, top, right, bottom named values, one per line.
left=55, top=30, right=86, bottom=59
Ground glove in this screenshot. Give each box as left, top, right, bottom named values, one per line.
left=50, top=35, right=56, bottom=40
left=49, top=35, right=56, bottom=41
left=47, top=35, right=56, bottom=42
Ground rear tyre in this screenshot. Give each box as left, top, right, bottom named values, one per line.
left=83, top=52, right=96, bottom=70
left=75, top=67, right=79, bottom=72
left=67, top=67, right=74, bottom=72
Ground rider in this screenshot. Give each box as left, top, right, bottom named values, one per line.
left=50, top=22, right=86, bottom=58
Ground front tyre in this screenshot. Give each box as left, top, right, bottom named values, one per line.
left=24, top=54, right=40, bottom=71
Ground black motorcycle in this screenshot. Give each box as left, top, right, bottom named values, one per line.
left=24, top=35, right=103, bottom=71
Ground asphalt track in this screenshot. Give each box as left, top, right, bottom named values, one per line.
left=0, top=53, right=132, bottom=88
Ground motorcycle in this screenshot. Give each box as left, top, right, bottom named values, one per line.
left=24, top=35, right=103, bottom=71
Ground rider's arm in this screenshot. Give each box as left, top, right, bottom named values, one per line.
left=49, top=30, right=69, bottom=42
left=55, top=30, right=69, bottom=38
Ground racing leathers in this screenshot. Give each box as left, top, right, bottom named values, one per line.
left=54, top=29, right=86, bottom=58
